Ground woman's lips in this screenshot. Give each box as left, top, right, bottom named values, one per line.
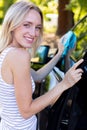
left=25, top=36, right=34, bottom=44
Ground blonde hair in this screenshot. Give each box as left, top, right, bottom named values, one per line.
left=0, top=0, right=43, bottom=53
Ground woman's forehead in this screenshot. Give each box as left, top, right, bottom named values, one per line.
left=24, top=9, right=42, bottom=25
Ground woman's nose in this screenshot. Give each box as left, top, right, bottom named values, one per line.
left=29, top=27, right=36, bottom=36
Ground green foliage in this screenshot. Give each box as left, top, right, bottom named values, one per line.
left=66, top=0, right=87, bottom=21
left=30, top=0, right=58, bottom=19
left=0, top=0, right=87, bottom=61
left=44, top=75, right=50, bottom=92
left=77, top=0, right=87, bottom=10
left=71, top=15, right=87, bottom=60
left=0, top=0, right=58, bottom=32
left=66, top=0, right=87, bottom=60
left=0, top=0, right=4, bottom=23
left=31, top=63, right=44, bottom=70
left=0, top=0, right=17, bottom=24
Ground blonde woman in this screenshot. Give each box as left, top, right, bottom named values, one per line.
left=0, top=1, right=83, bottom=130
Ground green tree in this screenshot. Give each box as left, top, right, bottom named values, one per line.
left=0, top=0, right=16, bottom=24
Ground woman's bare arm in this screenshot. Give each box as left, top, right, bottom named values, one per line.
left=10, top=49, right=83, bottom=119
left=31, top=41, right=64, bottom=82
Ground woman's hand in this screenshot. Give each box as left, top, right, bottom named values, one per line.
left=62, top=59, right=84, bottom=90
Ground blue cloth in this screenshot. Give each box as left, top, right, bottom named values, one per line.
left=60, top=31, right=77, bottom=57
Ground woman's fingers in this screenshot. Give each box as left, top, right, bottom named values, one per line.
left=69, top=59, right=84, bottom=83
left=63, top=59, right=84, bottom=89
left=71, top=59, right=84, bottom=70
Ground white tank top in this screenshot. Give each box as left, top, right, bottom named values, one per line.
left=0, top=47, right=37, bottom=130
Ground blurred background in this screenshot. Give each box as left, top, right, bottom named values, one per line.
left=0, top=1, right=87, bottom=129
left=0, top=0, right=87, bottom=60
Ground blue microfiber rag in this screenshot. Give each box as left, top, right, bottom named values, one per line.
left=60, top=31, right=77, bottom=57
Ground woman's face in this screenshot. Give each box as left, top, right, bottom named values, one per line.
left=12, top=9, right=42, bottom=48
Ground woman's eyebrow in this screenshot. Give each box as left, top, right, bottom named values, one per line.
left=24, top=21, right=42, bottom=26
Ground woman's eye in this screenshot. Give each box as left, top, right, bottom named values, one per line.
left=23, top=24, right=30, bottom=28
left=36, top=26, right=41, bottom=31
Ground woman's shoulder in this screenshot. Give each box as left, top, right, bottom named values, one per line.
left=8, top=47, right=30, bottom=59
left=6, top=47, right=31, bottom=66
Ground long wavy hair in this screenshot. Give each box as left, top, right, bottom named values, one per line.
left=0, top=0, right=43, bottom=55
